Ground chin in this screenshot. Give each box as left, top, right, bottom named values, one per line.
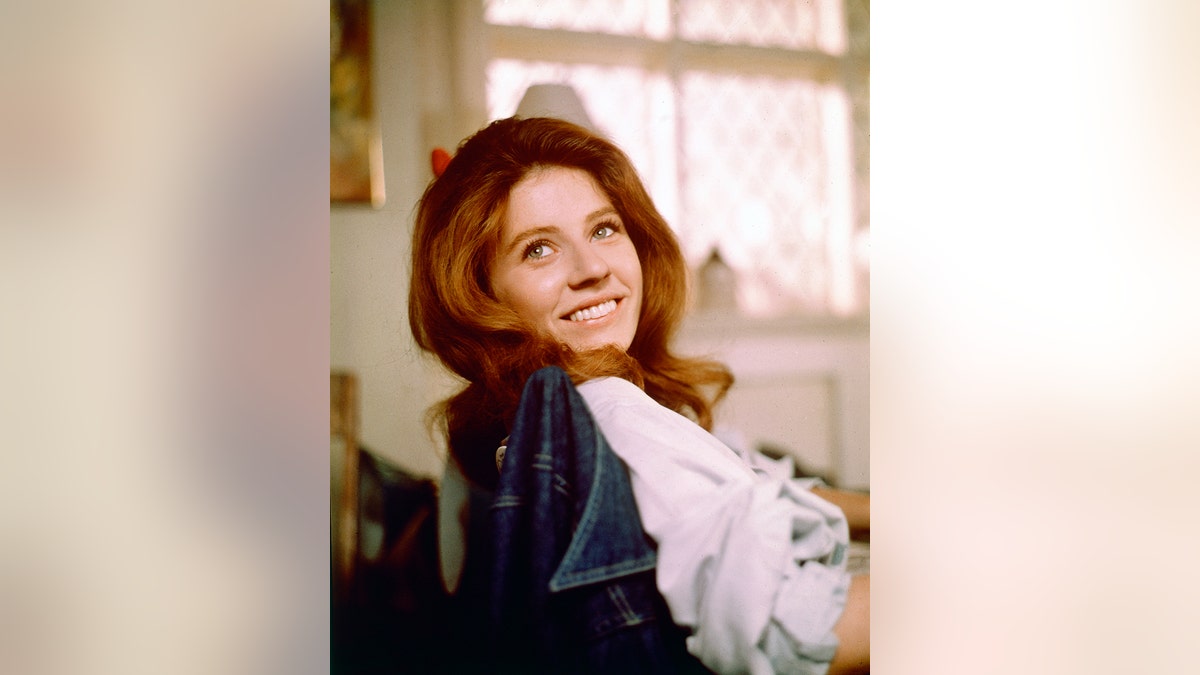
left=561, top=333, right=632, bottom=353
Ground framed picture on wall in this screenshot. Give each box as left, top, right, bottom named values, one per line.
left=331, top=0, right=384, bottom=206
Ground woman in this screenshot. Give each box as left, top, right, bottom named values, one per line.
left=409, top=116, right=869, bottom=674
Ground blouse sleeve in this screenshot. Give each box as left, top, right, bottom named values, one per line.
left=576, top=377, right=851, bottom=675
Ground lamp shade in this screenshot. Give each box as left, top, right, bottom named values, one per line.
left=513, top=84, right=598, bottom=133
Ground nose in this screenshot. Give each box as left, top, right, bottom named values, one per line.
left=567, top=244, right=610, bottom=289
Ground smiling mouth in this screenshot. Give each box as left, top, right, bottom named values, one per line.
left=565, top=299, right=618, bottom=322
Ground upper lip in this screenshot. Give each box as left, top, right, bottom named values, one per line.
left=561, top=296, right=621, bottom=319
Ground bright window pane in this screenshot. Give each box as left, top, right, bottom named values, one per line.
left=678, top=71, right=856, bottom=316
left=481, top=0, right=867, bottom=317
left=484, top=0, right=664, bottom=37
left=677, top=0, right=845, bottom=53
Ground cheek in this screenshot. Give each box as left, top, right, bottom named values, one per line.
left=621, top=250, right=645, bottom=301
left=628, top=263, right=647, bottom=321
left=489, top=269, right=523, bottom=315
left=496, top=269, right=560, bottom=321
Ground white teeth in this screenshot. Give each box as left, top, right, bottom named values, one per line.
left=568, top=299, right=617, bottom=322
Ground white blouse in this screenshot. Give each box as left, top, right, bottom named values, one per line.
left=576, top=376, right=850, bottom=675
left=436, top=375, right=851, bottom=675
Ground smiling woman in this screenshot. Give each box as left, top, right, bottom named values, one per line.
left=489, top=167, right=644, bottom=352
left=407, top=116, right=868, bottom=674
left=408, top=116, right=731, bottom=489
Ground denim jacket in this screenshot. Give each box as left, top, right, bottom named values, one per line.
left=484, top=366, right=710, bottom=674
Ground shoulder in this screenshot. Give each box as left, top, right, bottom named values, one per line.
left=575, top=376, right=752, bottom=482
left=575, top=375, right=650, bottom=409
left=576, top=376, right=682, bottom=427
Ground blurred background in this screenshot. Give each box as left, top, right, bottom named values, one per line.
left=4, top=0, right=1199, bottom=672
left=331, top=0, right=872, bottom=494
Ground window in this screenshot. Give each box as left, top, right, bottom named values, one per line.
left=483, top=0, right=869, bottom=318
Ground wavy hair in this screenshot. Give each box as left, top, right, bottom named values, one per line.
left=409, top=117, right=732, bottom=487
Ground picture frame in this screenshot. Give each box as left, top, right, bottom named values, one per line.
left=331, top=0, right=384, bottom=206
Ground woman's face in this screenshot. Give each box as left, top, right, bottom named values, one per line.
left=489, top=166, right=643, bottom=352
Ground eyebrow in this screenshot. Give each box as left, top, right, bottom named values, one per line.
left=500, top=225, right=559, bottom=258
left=586, top=206, right=619, bottom=222
left=499, top=207, right=621, bottom=258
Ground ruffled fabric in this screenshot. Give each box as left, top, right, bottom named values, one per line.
left=577, top=377, right=850, bottom=675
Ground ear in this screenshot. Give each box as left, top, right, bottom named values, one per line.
left=431, top=148, right=452, bottom=177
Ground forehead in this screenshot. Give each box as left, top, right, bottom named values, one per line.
left=503, top=167, right=612, bottom=228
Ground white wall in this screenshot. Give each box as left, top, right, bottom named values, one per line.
left=331, top=0, right=486, bottom=479
left=679, top=315, right=870, bottom=490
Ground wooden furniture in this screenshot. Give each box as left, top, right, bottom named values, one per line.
left=331, top=371, right=360, bottom=602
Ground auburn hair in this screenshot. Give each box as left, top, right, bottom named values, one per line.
left=409, top=117, right=732, bottom=488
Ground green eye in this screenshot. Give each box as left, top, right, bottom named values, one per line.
left=524, top=242, right=551, bottom=259
left=593, top=223, right=618, bottom=239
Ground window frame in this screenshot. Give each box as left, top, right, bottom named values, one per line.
left=479, top=0, right=870, bottom=318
